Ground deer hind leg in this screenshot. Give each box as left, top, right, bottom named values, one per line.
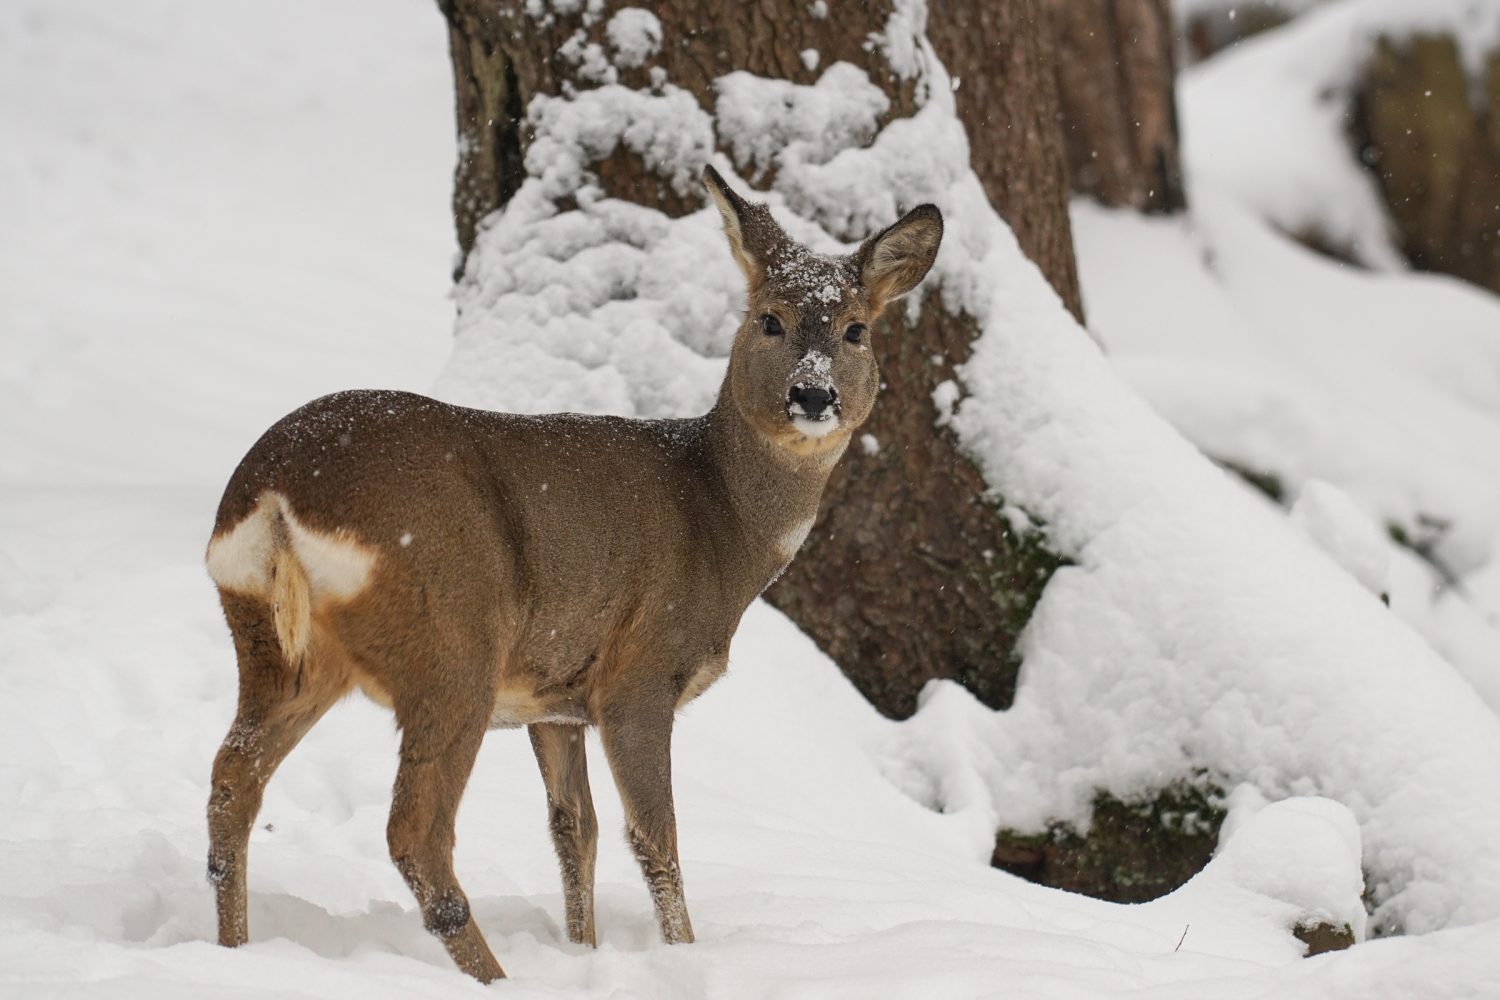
left=529, top=723, right=598, bottom=946
left=387, top=700, right=504, bottom=983
left=599, top=687, right=694, bottom=945
left=207, top=596, right=346, bottom=948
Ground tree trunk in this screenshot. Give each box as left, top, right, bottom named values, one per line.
left=1179, top=1, right=1308, bottom=64
left=434, top=0, right=1074, bottom=719
left=1047, top=0, right=1185, bottom=213
left=1355, top=35, right=1500, bottom=295
left=927, top=0, right=1084, bottom=322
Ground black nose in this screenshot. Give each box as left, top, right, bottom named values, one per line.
left=789, top=384, right=836, bottom=418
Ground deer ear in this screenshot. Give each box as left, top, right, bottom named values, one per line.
left=857, top=204, right=944, bottom=310
left=703, top=165, right=766, bottom=287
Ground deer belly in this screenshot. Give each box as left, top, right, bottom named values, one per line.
left=675, top=656, right=728, bottom=710
left=487, top=682, right=587, bottom=730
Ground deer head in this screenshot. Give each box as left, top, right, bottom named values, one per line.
left=703, top=165, right=943, bottom=455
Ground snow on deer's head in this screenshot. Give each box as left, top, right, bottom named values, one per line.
left=703, top=166, right=943, bottom=455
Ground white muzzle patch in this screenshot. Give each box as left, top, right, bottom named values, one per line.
left=787, top=350, right=839, bottom=437
left=791, top=414, right=840, bottom=438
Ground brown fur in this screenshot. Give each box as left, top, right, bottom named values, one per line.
left=203, top=167, right=941, bottom=982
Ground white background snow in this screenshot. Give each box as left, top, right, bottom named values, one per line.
left=4, top=0, right=1500, bottom=996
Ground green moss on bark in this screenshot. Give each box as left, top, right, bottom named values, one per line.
left=952, top=504, right=1068, bottom=709
left=993, top=779, right=1227, bottom=903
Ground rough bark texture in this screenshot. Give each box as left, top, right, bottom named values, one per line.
left=436, top=0, right=1076, bottom=719
left=1047, top=0, right=1185, bottom=213
left=1355, top=35, right=1500, bottom=295
left=927, top=0, right=1084, bottom=321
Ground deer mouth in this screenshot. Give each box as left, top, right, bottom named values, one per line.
left=787, top=387, right=840, bottom=438
left=790, top=412, right=840, bottom=438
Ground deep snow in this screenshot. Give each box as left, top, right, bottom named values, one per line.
left=5, top=0, right=1500, bottom=997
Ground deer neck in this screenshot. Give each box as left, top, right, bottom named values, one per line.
left=703, top=391, right=846, bottom=578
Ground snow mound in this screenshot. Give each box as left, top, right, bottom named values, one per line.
left=1290, top=480, right=1391, bottom=601
left=1068, top=183, right=1500, bottom=718
left=1212, top=790, right=1368, bottom=943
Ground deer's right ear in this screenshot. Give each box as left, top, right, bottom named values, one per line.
left=703, top=165, right=763, bottom=286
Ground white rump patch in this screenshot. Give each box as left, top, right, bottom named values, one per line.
left=205, top=491, right=376, bottom=602
left=283, top=511, right=376, bottom=600
left=205, top=498, right=276, bottom=594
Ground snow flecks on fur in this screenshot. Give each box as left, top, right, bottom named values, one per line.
left=790, top=350, right=834, bottom=391
left=765, top=244, right=859, bottom=308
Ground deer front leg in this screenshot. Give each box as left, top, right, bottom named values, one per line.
left=529, top=722, right=598, bottom=946
left=599, top=686, right=694, bottom=945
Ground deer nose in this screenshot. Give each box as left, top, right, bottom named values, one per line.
left=788, top=384, right=836, bottom=419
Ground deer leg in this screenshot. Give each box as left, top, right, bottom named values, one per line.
left=599, top=691, right=694, bottom=945
left=529, top=723, right=598, bottom=946
left=207, top=602, right=343, bottom=948
left=387, top=706, right=504, bottom=983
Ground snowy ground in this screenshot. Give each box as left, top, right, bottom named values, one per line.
left=5, top=1, right=1500, bottom=997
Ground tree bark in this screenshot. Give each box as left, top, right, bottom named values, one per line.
left=1047, top=0, right=1185, bottom=214
left=1179, top=1, right=1304, bottom=64
left=1355, top=35, right=1500, bottom=295
left=434, top=0, right=1074, bottom=718
left=928, top=0, right=1085, bottom=322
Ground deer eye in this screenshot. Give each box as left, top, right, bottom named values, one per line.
left=844, top=323, right=866, bottom=344
left=762, top=314, right=784, bottom=336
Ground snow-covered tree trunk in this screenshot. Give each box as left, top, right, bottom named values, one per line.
left=434, top=0, right=1074, bottom=719
left=1048, top=0, right=1185, bottom=213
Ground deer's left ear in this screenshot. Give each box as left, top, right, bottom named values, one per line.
left=703, top=165, right=765, bottom=287
left=856, top=204, right=943, bottom=311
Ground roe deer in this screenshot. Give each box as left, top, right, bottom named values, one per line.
left=204, top=166, right=942, bottom=982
